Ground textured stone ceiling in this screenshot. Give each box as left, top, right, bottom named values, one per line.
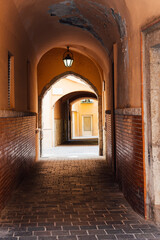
left=13, top=0, right=128, bottom=61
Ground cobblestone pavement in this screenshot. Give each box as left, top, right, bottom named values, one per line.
left=0, top=159, right=160, bottom=240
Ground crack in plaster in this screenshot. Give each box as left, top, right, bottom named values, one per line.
left=59, top=16, right=104, bottom=47
left=48, top=0, right=79, bottom=17
left=88, top=1, right=127, bottom=39
left=111, top=8, right=126, bottom=39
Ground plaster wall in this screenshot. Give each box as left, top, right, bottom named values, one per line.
left=0, top=1, right=37, bottom=112
left=51, top=78, right=94, bottom=106
left=100, top=1, right=160, bottom=110
left=54, top=100, right=63, bottom=120
left=37, top=49, right=102, bottom=97
left=54, top=119, right=64, bottom=146
left=117, top=0, right=160, bottom=108
left=54, top=100, right=66, bottom=146
left=71, top=100, right=98, bottom=138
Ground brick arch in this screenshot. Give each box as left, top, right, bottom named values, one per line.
left=38, top=72, right=103, bottom=157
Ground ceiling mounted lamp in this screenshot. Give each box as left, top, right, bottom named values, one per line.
left=63, top=46, right=74, bottom=67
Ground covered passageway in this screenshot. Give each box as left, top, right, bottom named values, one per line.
left=0, top=1, right=160, bottom=238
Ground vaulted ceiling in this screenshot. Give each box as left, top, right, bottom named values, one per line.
left=12, top=0, right=129, bottom=63
left=11, top=0, right=160, bottom=76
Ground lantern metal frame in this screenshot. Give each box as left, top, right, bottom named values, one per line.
left=63, top=46, right=74, bottom=67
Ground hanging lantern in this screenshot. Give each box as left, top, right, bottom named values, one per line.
left=63, top=46, right=74, bottom=67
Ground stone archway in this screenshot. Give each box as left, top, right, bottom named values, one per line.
left=142, top=19, right=160, bottom=223
left=38, top=71, right=103, bottom=157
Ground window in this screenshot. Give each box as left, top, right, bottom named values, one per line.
left=81, top=99, right=94, bottom=104
left=8, top=52, right=15, bottom=109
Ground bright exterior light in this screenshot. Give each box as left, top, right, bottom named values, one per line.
left=63, top=46, right=74, bottom=67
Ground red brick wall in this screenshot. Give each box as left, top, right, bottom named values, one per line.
left=0, top=116, right=36, bottom=211
left=115, top=114, right=144, bottom=216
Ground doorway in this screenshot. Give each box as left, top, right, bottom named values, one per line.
left=82, top=115, right=92, bottom=137
left=39, top=74, right=102, bottom=158
left=142, top=20, right=160, bottom=222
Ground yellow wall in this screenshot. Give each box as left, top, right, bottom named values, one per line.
left=38, top=48, right=102, bottom=97
left=72, top=100, right=98, bottom=137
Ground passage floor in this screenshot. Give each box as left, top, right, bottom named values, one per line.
left=0, top=159, right=160, bottom=240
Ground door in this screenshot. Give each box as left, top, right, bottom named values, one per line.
left=82, top=115, right=92, bottom=136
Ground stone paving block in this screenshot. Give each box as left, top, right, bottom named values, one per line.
left=21, top=223, right=37, bottom=227
left=0, top=230, right=13, bottom=237
left=97, top=235, right=117, bottom=240
left=46, top=226, right=62, bottom=231
left=71, top=230, right=88, bottom=236
left=87, top=229, right=105, bottom=235
left=97, top=225, right=113, bottom=230
left=63, top=226, right=80, bottom=230
left=131, top=224, right=152, bottom=229
left=19, top=237, right=37, bottom=240
left=9, top=227, right=27, bottom=232
left=116, top=234, right=135, bottom=239
left=77, top=236, right=97, bottom=240
left=134, top=233, right=157, bottom=239
left=14, top=231, right=32, bottom=236
left=142, top=228, right=160, bottom=233
left=38, top=223, right=55, bottom=227
left=33, top=231, right=51, bottom=236
left=0, top=238, right=18, bottom=240
left=80, top=226, right=97, bottom=230
left=38, top=237, right=57, bottom=240
left=105, top=229, right=124, bottom=234
left=28, top=227, right=45, bottom=231
left=58, top=237, right=77, bottom=240
left=152, top=231, right=160, bottom=238
left=119, top=228, right=142, bottom=234
left=51, top=230, right=70, bottom=236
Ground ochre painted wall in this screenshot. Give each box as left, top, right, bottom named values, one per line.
left=0, top=2, right=37, bottom=112
left=37, top=48, right=102, bottom=97
left=72, top=100, right=98, bottom=137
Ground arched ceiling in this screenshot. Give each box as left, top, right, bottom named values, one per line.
left=38, top=52, right=102, bottom=97
left=60, top=91, right=97, bottom=104
left=12, top=0, right=130, bottom=65
left=11, top=0, right=160, bottom=102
